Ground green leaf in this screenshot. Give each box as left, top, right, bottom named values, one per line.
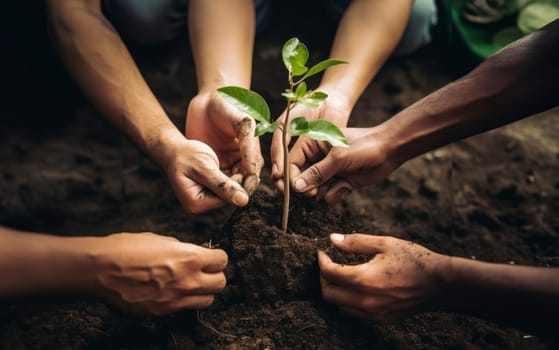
left=310, top=91, right=328, bottom=100
left=300, top=120, right=348, bottom=147
left=282, top=38, right=309, bottom=77
left=281, top=89, right=297, bottom=101
left=517, top=2, right=559, bottom=35
left=295, top=82, right=307, bottom=98
left=301, top=59, right=347, bottom=81
left=298, top=91, right=328, bottom=109
left=288, top=116, right=309, bottom=136
left=255, top=120, right=280, bottom=136
left=217, top=86, right=271, bottom=123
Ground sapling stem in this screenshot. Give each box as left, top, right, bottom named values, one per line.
left=281, top=98, right=294, bottom=234
left=217, top=37, right=348, bottom=235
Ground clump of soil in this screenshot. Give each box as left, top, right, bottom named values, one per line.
left=221, top=189, right=361, bottom=302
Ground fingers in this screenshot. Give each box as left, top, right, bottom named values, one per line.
left=173, top=295, right=216, bottom=310
left=162, top=294, right=217, bottom=313
left=172, top=176, right=228, bottom=213
left=338, top=306, right=373, bottom=320
left=188, top=158, right=249, bottom=208
left=329, top=233, right=388, bottom=255
left=290, top=163, right=319, bottom=197
left=317, top=250, right=361, bottom=287
left=200, top=248, right=228, bottom=273
left=270, top=127, right=291, bottom=185
left=235, top=117, right=264, bottom=194
left=320, top=275, right=366, bottom=308
left=288, top=138, right=326, bottom=197
left=292, top=153, right=342, bottom=193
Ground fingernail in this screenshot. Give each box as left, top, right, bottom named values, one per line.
left=243, top=175, right=260, bottom=195
left=330, top=233, right=345, bottom=242
left=294, top=178, right=307, bottom=191
left=272, top=163, right=279, bottom=175
left=232, top=191, right=248, bottom=206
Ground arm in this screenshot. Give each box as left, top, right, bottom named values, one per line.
left=384, top=19, right=559, bottom=166
left=319, top=233, right=559, bottom=335
left=271, top=0, right=414, bottom=188
left=444, top=256, right=559, bottom=334
left=319, top=0, right=414, bottom=120
left=0, top=226, right=227, bottom=316
left=291, top=20, right=559, bottom=202
left=186, top=0, right=263, bottom=191
left=46, top=0, right=249, bottom=213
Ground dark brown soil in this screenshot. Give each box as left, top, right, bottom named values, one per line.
left=222, top=189, right=364, bottom=303
left=1, top=2, right=559, bottom=349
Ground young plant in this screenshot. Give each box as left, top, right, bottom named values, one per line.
left=217, top=37, right=348, bottom=234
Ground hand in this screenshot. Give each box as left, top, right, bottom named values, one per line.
left=186, top=91, right=264, bottom=195
left=289, top=126, right=399, bottom=203
left=93, top=232, right=228, bottom=316
left=163, top=135, right=249, bottom=214
left=318, top=233, right=450, bottom=322
left=270, top=94, right=351, bottom=193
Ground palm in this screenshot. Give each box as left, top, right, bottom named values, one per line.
left=186, top=92, right=246, bottom=172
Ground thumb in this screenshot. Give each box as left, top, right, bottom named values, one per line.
left=198, top=167, right=249, bottom=207
left=293, top=154, right=340, bottom=192
left=329, top=233, right=387, bottom=255
left=235, top=117, right=264, bottom=195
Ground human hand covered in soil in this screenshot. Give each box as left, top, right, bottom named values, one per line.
left=270, top=93, right=351, bottom=193
left=186, top=91, right=263, bottom=198
left=289, top=126, right=400, bottom=203
left=162, top=131, right=253, bottom=214
left=318, top=233, right=450, bottom=322
left=96, top=232, right=227, bottom=316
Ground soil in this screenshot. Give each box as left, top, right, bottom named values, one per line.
left=1, top=2, right=559, bottom=349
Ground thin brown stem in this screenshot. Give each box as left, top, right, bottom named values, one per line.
left=281, top=99, right=292, bottom=234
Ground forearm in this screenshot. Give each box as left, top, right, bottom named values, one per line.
left=188, top=0, right=254, bottom=92
left=383, top=20, right=559, bottom=165
left=319, top=0, right=414, bottom=124
left=46, top=0, right=182, bottom=168
left=0, top=226, right=99, bottom=298
left=443, top=257, right=559, bottom=334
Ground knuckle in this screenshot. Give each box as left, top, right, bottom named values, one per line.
left=329, top=149, right=345, bottom=163
left=307, top=166, right=324, bottom=183
left=176, top=276, right=200, bottom=292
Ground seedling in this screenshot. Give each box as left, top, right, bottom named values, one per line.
left=218, top=37, right=348, bottom=234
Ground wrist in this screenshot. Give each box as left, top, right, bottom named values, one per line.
left=145, top=125, right=188, bottom=172
left=197, top=75, right=250, bottom=95
left=428, top=253, right=455, bottom=310
left=375, top=110, right=429, bottom=167
left=363, top=122, right=407, bottom=172
left=28, top=235, right=101, bottom=297
left=436, top=255, right=482, bottom=312
left=315, top=85, right=354, bottom=127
